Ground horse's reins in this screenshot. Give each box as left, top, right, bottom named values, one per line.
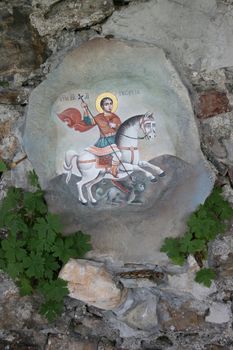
left=120, top=133, right=148, bottom=140
left=118, top=120, right=153, bottom=164
left=120, top=117, right=155, bottom=140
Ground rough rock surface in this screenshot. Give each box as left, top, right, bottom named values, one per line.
left=102, top=0, right=233, bottom=72
left=0, top=105, right=24, bottom=162
left=0, top=4, right=47, bottom=80
left=1, top=0, right=233, bottom=349
left=59, top=259, right=127, bottom=310
left=197, top=90, right=232, bottom=119
left=30, top=0, right=115, bottom=37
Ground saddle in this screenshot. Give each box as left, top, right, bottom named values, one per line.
left=96, top=154, right=113, bottom=168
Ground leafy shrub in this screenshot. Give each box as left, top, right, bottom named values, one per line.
left=0, top=170, right=92, bottom=321
left=160, top=187, right=233, bottom=286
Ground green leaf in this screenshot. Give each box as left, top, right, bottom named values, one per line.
left=188, top=239, right=206, bottom=254
left=52, top=238, right=75, bottom=263
left=195, top=268, right=216, bottom=287
left=19, top=277, right=33, bottom=296
left=0, top=188, right=22, bottom=227
left=52, top=232, right=91, bottom=263
left=6, top=261, right=24, bottom=278
left=39, top=300, right=64, bottom=322
left=161, top=237, right=181, bottom=254
left=23, top=191, right=47, bottom=216
left=1, top=234, right=25, bottom=262
left=0, top=160, right=7, bottom=172
left=170, top=254, right=186, bottom=266
left=219, top=205, right=233, bottom=221
left=43, top=255, right=60, bottom=280
left=71, top=232, right=92, bottom=257
left=46, top=213, right=63, bottom=233
left=23, top=252, right=45, bottom=279
left=39, top=278, right=68, bottom=302
left=32, top=215, right=58, bottom=252
left=179, top=232, right=193, bottom=253
left=0, top=254, right=6, bottom=270
left=160, top=237, right=186, bottom=265
left=28, top=170, right=40, bottom=189
left=5, top=217, right=28, bottom=236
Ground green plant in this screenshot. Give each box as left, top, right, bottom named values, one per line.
left=195, top=268, right=216, bottom=287
left=0, top=160, right=7, bottom=172
left=0, top=170, right=92, bottom=321
left=161, top=186, right=233, bottom=286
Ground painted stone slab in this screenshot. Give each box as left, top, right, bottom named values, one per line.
left=24, top=38, right=214, bottom=264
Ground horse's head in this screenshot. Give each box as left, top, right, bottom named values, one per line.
left=139, top=112, right=156, bottom=140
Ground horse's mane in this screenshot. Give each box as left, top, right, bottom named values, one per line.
left=115, top=114, right=144, bottom=145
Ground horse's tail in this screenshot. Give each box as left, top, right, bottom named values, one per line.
left=64, top=150, right=79, bottom=184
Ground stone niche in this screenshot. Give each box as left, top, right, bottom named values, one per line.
left=24, top=38, right=214, bottom=264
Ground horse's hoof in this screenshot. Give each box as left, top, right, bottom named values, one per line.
left=80, top=201, right=88, bottom=206
left=159, top=171, right=166, bottom=177
left=92, top=201, right=97, bottom=206
left=150, top=177, right=158, bottom=183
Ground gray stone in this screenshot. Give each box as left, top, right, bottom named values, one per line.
left=24, top=38, right=214, bottom=264
left=0, top=105, right=24, bottom=162
left=222, top=184, right=233, bottom=204
left=165, top=255, right=217, bottom=300
left=0, top=5, right=47, bottom=81
left=205, top=302, right=231, bottom=324
left=119, top=294, right=158, bottom=331
left=30, top=0, right=114, bottom=37
left=200, top=112, right=233, bottom=171
left=102, top=0, right=233, bottom=72
left=0, top=271, right=44, bottom=331
left=46, top=334, right=98, bottom=350
left=43, top=29, right=97, bottom=75
left=157, top=299, right=206, bottom=332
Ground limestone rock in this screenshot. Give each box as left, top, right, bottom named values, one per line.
left=102, top=0, right=233, bottom=71
left=228, top=166, right=233, bottom=186
left=157, top=299, right=205, bottom=331
left=46, top=334, right=98, bottom=350
left=166, top=256, right=217, bottom=300
left=197, top=90, right=232, bottom=119
left=205, top=302, right=231, bottom=324
left=200, top=112, right=233, bottom=172
left=59, top=259, right=127, bottom=310
left=120, top=299, right=158, bottom=331
left=0, top=6, right=47, bottom=80
left=116, top=289, right=158, bottom=331
left=0, top=271, right=44, bottom=330
left=0, top=88, right=29, bottom=105
left=0, top=105, right=23, bottom=162
left=30, top=0, right=114, bottom=37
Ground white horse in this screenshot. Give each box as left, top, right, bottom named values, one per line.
left=63, top=113, right=165, bottom=204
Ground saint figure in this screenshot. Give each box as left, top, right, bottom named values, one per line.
left=81, top=93, right=122, bottom=177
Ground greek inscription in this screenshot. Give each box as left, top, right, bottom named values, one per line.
left=59, top=93, right=89, bottom=102
left=118, top=89, right=141, bottom=97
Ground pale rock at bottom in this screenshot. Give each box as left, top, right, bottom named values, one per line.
left=205, top=302, right=231, bottom=324
left=166, top=256, right=217, bottom=300
left=59, top=259, right=127, bottom=310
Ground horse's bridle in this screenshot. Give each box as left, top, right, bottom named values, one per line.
left=121, top=116, right=155, bottom=140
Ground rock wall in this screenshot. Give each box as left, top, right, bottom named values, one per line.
left=0, top=0, right=233, bottom=349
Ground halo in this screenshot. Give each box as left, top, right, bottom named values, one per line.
left=95, top=92, right=118, bottom=113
